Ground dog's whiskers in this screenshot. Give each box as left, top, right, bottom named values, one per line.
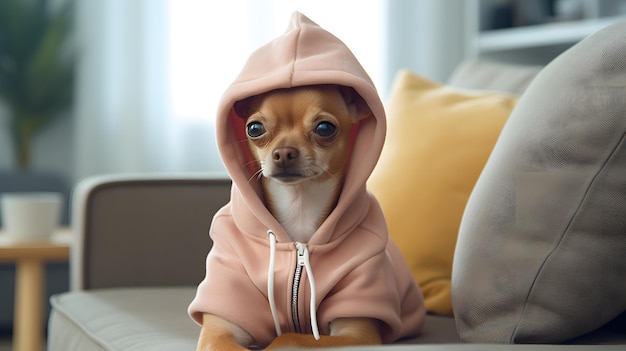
left=232, top=138, right=250, bottom=146
left=240, top=158, right=264, bottom=183
left=312, top=164, right=334, bottom=177
left=243, top=159, right=259, bottom=168
left=248, top=168, right=264, bottom=183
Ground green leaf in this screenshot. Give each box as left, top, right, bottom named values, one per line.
left=0, top=0, right=76, bottom=169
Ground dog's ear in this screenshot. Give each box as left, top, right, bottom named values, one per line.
left=338, top=86, right=372, bottom=122
left=233, top=95, right=261, bottom=119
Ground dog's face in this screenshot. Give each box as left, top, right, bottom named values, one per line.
left=235, top=85, right=371, bottom=185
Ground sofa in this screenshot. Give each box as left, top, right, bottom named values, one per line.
left=48, top=20, right=626, bottom=350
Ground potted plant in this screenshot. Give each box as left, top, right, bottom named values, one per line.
left=0, top=0, right=75, bottom=169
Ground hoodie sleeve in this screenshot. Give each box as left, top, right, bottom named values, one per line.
left=315, top=240, right=425, bottom=343
left=314, top=195, right=426, bottom=343
left=187, top=211, right=277, bottom=345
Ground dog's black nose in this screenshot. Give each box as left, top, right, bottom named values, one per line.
left=272, top=147, right=299, bottom=168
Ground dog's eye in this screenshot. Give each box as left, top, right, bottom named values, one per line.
left=315, top=121, right=337, bottom=138
left=246, top=121, right=266, bottom=139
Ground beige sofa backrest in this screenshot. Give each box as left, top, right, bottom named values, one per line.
left=70, top=174, right=231, bottom=290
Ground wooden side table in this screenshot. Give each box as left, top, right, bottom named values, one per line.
left=0, top=228, right=71, bottom=351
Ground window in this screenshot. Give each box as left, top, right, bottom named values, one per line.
left=167, top=0, right=386, bottom=121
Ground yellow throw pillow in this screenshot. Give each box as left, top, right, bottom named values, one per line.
left=369, top=70, right=518, bottom=316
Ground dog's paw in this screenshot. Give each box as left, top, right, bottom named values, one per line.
left=264, top=333, right=318, bottom=349
left=264, top=332, right=376, bottom=350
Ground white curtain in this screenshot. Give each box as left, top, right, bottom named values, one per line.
left=74, top=0, right=388, bottom=180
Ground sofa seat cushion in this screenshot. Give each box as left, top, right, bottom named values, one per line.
left=47, top=287, right=463, bottom=349
left=48, top=287, right=200, bottom=351
left=47, top=287, right=465, bottom=349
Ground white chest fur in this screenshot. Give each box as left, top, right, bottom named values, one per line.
left=265, top=177, right=340, bottom=243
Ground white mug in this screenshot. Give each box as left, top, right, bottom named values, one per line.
left=1, top=192, right=63, bottom=242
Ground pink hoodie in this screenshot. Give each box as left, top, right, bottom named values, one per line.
left=188, top=12, right=425, bottom=346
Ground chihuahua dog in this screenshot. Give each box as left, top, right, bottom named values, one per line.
left=196, top=85, right=381, bottom=350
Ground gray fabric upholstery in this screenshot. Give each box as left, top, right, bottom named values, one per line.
left=49, top=287, right=199, bottom=351
left=70, top=175, right=231, bottom=290
left=447, top=59, right=542, bottom=95
left=452, top=21, right=626, bottom=343
left=48, top=287, right=462, bottom=351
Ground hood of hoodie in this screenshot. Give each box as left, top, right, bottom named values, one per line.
left=217, top=12, right=386, bottom=245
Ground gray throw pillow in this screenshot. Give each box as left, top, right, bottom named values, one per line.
left=451, top=20, right=626, bottom=343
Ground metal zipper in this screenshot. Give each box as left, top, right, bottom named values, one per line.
left=291, top=243, right=306, bottom=333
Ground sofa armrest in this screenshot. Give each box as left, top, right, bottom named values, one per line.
left=70, top=174, right=231, bottom=290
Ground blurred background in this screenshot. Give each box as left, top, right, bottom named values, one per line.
left=0, top=0, right=467, bottom=187
left=5, top=0, right=626, bottom=189
left=1, top=0, right=625, bottom=344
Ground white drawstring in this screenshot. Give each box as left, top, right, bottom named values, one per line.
left=267, top=231, right=320, bottom=340
left=296, top=242, right=320, bottom=340
left=267, top=231, right=282, bottom=336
